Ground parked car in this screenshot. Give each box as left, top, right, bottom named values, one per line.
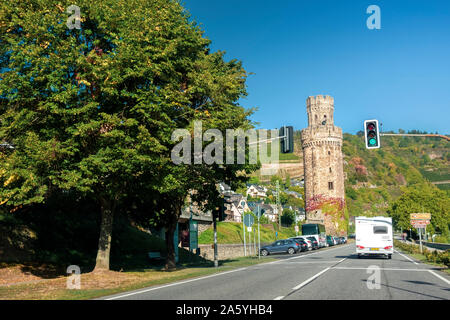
left=292, top=238, right=309, bottom=252
left=260, top=239, right=301, bottom=256
left=326, top=235, right=335, bottom=246
left=339, top=236, right=347, bottom=244
left=333, top=236, right=340, bottom=245
left=291, top=236, right=313, bottom=251
left=306, top=236, right=319, bottom=250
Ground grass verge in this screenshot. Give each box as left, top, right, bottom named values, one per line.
left=0, top=255, right=277, bottom=300
left=394, top=240, right=450, bottom=275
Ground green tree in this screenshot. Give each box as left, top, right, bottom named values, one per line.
left=388, top=184, right=450, bottom=237
left=281, top=208, right=295, bottom=227
left=0, top=0, right=258, bottom=270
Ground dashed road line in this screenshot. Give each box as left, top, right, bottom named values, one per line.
left=291, top=267, right=331, bottom=291
left=428, top=270, right=450, bottom=286
left=291, top=257, right=347, bottom=291
left=273, top=296, right=284, bottom=300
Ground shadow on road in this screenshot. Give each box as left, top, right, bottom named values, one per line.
left=360, top=280, right=447, bottom=300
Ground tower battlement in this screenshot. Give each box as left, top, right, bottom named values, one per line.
left=306, top=95, right=336, bottom=127
left=306, top=95, right=334, bottom=108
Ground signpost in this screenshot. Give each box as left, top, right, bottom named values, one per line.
left=189, top=219, right=198, bottom=252
left=244, top=213, right=254, bottom=256
left=252, top=205, right=265, bottom=260
left=410, top=213, right=431, bottom=253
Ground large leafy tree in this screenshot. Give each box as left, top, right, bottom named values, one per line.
left=1, top=0, right=257, bottom=270
left=388, top=183, right=450, bottom=237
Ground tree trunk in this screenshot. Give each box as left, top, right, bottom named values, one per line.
left=165, top=202, right=181, bottom=271
left=94, top=198, right=115, bottom=272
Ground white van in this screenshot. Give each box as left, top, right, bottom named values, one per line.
left=355, top=216, right=393, bottom=259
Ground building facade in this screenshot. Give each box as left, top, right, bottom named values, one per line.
left=301, top=95, right=346, bottom=236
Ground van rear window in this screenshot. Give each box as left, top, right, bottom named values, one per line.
left=373, top=226, right=388, bottom=234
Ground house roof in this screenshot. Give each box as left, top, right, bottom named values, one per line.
left=225, top=193, right=246, bottom=208
left=247, top=184, right=267, bottom=192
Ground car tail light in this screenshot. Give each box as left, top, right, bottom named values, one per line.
left=384, top=246, right=392, bottom=250
left=357, top=245, right=365, bottom=249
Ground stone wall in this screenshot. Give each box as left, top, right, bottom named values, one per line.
left=198, top=221, right=212, bottom=235
left=197, top=243, right=270, bottom=261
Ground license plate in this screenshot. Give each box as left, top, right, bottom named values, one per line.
left=370, top=248, right=379, bottom=251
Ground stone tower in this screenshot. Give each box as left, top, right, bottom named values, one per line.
left=301, top=95, right=346, bottom=236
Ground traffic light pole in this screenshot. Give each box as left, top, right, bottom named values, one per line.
left=380, top=133, right=450, bottom=141
left=248, top=134, right=287, bottom=145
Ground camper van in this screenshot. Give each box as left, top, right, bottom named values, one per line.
left=355, top=216, right=393, bottom=259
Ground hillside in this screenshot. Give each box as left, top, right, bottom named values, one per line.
left=251, top=130, right=450, bottom=217
left=343, top=132, right=450, bottom=216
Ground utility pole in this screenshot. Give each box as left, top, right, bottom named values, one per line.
left=242, top=213, right=246, bottom=256
left=213, top=213, right=218, bottom=268
left=258, top=205, right=261, bottom=259
left=276, top=180, right=281, bottom=227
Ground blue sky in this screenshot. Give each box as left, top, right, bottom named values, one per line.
left=183, top=0, right=450, bottom=134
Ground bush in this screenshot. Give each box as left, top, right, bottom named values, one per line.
left=394, top=240, right=450, bottom=268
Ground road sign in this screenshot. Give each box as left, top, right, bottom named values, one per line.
left=412, top=222, right=429, bottom=227
left=252, top=206, right=265, bottom=218
left=294, top=225, right=299, bottom=232
left=247, top=227, right=252, bottom=232
left=189, top=219, right=198, bottom=250
left=411, top=219, right=430, bottom=225
left=243, top=214, right=254, bottom=227
left=410, top=213, right=431, bottom=220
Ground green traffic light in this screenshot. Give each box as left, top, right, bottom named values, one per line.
left=369, top=138, right=377, bottom=145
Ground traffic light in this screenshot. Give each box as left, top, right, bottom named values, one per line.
left=364, top=120, right=380, bottom=149
left=280, top=125, right=294, bottom=153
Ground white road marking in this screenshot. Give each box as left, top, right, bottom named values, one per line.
left=290, top=257, right=347, bottom=291
left=332, top=267, right=432, bottom=271
left=428, top=270, right=450, bottom=286
left=104, top=267, right=248, bottom=300
left=277, top=260, right=347, bottom=264
left=292, top=267, right=331, bottom=290
left=274, top=296, right=284, bottom=300
left=394, top=250, right=419, bottom=265
left=105, top=245, right=352, bottom=300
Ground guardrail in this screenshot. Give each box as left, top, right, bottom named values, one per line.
left=421, top=241, right=450, bottom=251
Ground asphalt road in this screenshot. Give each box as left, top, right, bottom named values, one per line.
left=101, top=244, right=450, bottom=300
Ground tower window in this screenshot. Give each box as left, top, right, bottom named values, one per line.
left=328, top=182, right=334, bottom=190
left=329, top=167, right=332, bottom=173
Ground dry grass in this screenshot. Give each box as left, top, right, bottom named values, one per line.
left=0, top=257, right=276, bottom=300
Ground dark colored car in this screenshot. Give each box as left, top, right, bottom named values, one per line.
left=339, top=236, right=347, bottom=244
left=260, top=239, right=301, bottom=256
left=291, top=238, right=309, bottom=252
left=326, top=235, right=335, bottom=246
left=306, top=236, right=319, bottom=250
